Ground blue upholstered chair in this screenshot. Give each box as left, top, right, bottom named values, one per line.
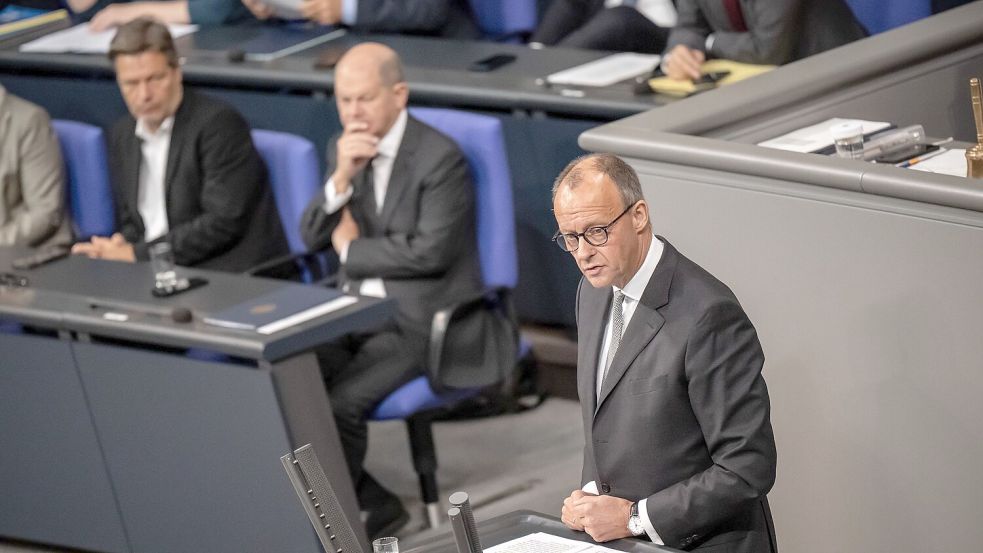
left=51, top=120, right=115, bottom=240
left=250, top=129, right=322, bottom=255
left=246, top=129, right=336, bottom=283
left=467, top=0, right=537, bottom=42
left=369, top=107, right=520, bottom=527
left=844, top=0, right=931, bottom=34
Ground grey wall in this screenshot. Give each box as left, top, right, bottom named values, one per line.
left=629, top=157, right=983, bottom=553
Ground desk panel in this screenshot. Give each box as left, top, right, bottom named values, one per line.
left=0, top=333, right=129, bottom=553
left=73, top=343, right=317, bottom=553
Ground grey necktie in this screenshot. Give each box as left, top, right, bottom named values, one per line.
left=602, top=291, right=626, bottom=385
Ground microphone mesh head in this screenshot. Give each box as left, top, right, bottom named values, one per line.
left=294, top=446, right=363, bottom=553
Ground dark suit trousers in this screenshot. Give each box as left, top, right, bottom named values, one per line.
left=532, top=0, right=670, bottom=53
left=315, top=321, right=426, bottom=498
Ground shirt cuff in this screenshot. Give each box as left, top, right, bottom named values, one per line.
left=341, top=0, right=357, bottom=25
left=582, top=481, right=599, bottom=495
left=638, top=498, right=665, bottom=545
left=323, top=177, right=352, bottom=214
left=704, top=33, right=716, bottom=55
left=339, top=240, right=349, bottom=263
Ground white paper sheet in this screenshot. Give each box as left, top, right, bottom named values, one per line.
left=485, top=532, right=623, bottom=553
left=263, top=0, right=303, bottom=19
left=757, top=117, right=892, bottom=153
left=908, top=148, right=969, bottom=178
left=546, top=53, right=660, bottom=87
left=19, top=23, right=198, bottom=54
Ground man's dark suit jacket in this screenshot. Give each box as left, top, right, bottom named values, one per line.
left=299, top=115, right=482, bottom=333
left=353, top=0, right=480, bottom=38
left=109, top=88, right=288, bottom=272
left=577, top=238, right=777, bottom=553
left=667, top=0, right=867, bottom=65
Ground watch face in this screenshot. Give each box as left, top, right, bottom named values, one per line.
left=628, top=516, right=645, bottom=536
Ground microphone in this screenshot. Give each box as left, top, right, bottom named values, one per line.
left=88, top=298, right=194, bottom=324
left=448, top=507, right=474, bottom=553
left=448, top=491, right=482, bottom=553
left=227, top=48, right=246, bottom=63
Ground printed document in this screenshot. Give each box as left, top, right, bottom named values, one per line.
left=547, top=53, right=660, bottom=87
left=758, top=118, right=891, bottom=153
left=908, top=148, right=968, bottom=178
left=486, top=532, right=623, bottom=553
left=20, top=23, right=197, bottom=54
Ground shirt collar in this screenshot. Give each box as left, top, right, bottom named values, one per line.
left=376, top=109, right=408, bottom=160
left=614, top=235, right=664, bottom=302
left=135, top=115, right=175, bottom=142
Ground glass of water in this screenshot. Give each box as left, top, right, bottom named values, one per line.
left=149, top=242, right=178, bottom=290
left=372, top=536, right=398, bottom=553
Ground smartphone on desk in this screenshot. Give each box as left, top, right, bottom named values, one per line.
left=468, top=53, right=516, bottom=72
left=691, top=70, right=731, bottom=92
left=876, top=144, right=940, bottom=165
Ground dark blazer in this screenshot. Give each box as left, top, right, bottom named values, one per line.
left=353, top=0, right=480, bottom=38
left=300, top=115, right=482, bottom=332
left=666, top=0, right=867, bottom=65
left=576, top=238, right=777, bottom=553
left=109, top=88, right=288, bottom=272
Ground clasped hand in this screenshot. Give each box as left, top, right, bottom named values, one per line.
left=560, top=489, right=634, bottom=542
left=71, top=233, right=136, bottom=262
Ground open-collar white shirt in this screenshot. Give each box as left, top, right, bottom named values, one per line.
left=135, top=116, right=175, bottom=242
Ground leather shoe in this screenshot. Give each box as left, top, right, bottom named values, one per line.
left=358, top=473, right=409, bottom=540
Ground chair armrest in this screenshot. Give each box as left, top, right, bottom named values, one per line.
left=426, top=286, right=519, bottom=392
left=246, top=249, right=339, bottom=283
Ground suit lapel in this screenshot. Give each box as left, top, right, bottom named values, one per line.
left=595, top=238, right=679, bottom=415
left=163, top=93, right=190, bottom=210
left=378, top=117, right=420, bottom=228
left=578, top=283, right=610, bottom=415
left=120, top=124, right=144, bottom=233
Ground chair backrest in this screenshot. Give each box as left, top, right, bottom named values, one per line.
left=51, top=119, right=115, bottom=239
left=409, top=107, right=518, bottom=291
left=466, top=0, right=537, bottom=41
left=844, top=0, right=931, bottom=34
left=250, top=129, right=321, bottom=254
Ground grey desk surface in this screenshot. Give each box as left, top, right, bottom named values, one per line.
left=402, top=510, right=681, bottom=553
left=0, top=247, right=392, bottom=361
left=580, top=2, right=983, bottom=216
left=0, top=23, right=668, bottom=119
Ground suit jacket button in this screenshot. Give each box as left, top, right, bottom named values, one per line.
left=600, top=483, right=610, bottom=493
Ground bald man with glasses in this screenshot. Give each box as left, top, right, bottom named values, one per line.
left=552, top=153, right=778, bottom=552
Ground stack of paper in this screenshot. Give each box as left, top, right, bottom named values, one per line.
left=486, top=532, right=622, bottom=553
left=19, top=22, right=198, bottom=54
left=757, top=118, right=892, bottom=153
left=908, top=148, right=969, bottom=178
left=547, top=53, right=660, bottom=87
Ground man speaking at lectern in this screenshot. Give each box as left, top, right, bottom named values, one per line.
left=554, top=154, right=778, bottom=552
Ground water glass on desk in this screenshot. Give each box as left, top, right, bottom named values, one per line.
left=830, top=122, right=865, bottom=159
left=149, top=242, right=178, bottom=291
left=372, top=536, right=398, bottom=552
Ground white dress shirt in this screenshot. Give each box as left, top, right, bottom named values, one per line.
left=603, top=0, right=677, bottom=28
left=322, top=109, right=408, bottom=298
left=135, top=116, right=175, bottom=242
left=586, top=235, right=667, bottom=544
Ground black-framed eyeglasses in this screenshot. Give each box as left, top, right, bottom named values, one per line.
left=552, top=202, right=636, bottom=252
left=0, top=272, right=29, bottom=288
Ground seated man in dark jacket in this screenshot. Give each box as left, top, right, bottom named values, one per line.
left=72, top=18, right=288, bottom=272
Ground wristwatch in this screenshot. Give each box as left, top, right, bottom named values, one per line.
left=627, top=502, right=645, bottom=537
